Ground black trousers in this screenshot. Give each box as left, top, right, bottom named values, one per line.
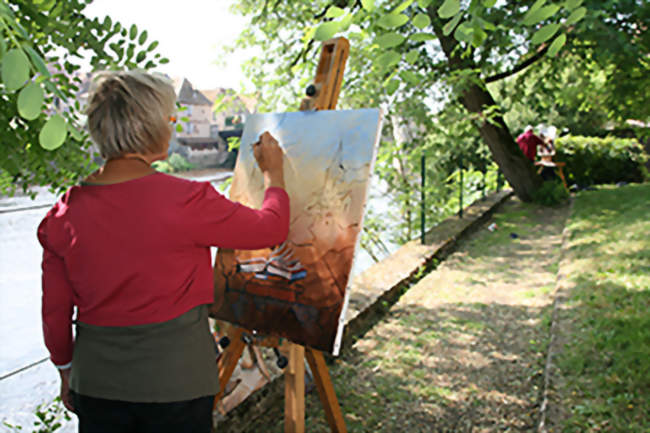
left=71, top=392, right=214, bottom=433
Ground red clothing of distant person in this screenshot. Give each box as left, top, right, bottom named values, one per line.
left=37, top=172, right=289, bottom=367
left=516, top=129, right=544, bottom=162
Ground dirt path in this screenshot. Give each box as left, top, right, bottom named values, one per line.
left=238, top=197, right=570, bottom=432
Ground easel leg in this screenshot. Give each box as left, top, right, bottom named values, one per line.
left=305, top=348, right=347, bottom=433
left=214, top=327, right=245, bottom=406
left=556, top=167, right=568, bottom=191
left=285, top=343, right=305, bottom=433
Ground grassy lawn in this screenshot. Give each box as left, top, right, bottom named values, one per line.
left=551, top=183, right=650, bottom=432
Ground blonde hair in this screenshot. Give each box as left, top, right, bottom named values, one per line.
left=86, top=70, right=176, bottom=159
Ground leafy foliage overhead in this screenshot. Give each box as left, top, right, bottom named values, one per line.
left=0, top=0, right=168, bottom=196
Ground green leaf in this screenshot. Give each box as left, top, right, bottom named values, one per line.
left=314, top=21, right=340, bottom=41
left=17, top=82, right=44, bottom=120
left=136, top=51, right=146, bottom=63
left=139, top=30, right=148, bottom=45
left=482, top=0, right=497, bottom=7
left=547, top=33, right=566, bottom=56
left=531, top=23, right=561, bottom=44
left=23, top=46, right=51, bottom=78
left=375, top=50, right=401, bottom=69
left=417, top=0, right=432, bottom=7
left=103, top=15, right=112, bottom=29
left=129, top=24, right=138, bottom=40
left=385, top=78, right=400, bottom=95
left=443, top=12, right=462, bottom=36
left=438, top=0, right=460, bottom=19
left=68, top=123, right=83, bottom=141
left=405, top=49, right=419, bottom=64
left=326, top=6, right=345, bottom=18
left=378, top=13, right=409, bottom=29
left=523, top=5, right=560, bottom=26
left=394, top=0, right=414, bottom=14
left=361, top=0, right=374, bottom=11
left=471, top=26, right=487, bottom=47
left=175, top=124, right=183, bottom=133
left=0, top=37, right=5, bottom=59
left=528, top=0, right=547, bottom=16
left=399, top=70, right=419, bottom=85
left=565, top=0, right=582, bottom=10
left=159, top=58, right=170, bottom=64
left=303, top=26, right=317, bottom=42
left=477, top=17, right=496, bottom=31
left=126, top=43, right=135, bottom=60
left=566, top=7, right=586, bottom=26
left=44, top=80, right=66, bottom=101
left=339, top=13, right=354, bottom=31
left=454, top=22, right=473, bottom=43
left=376, top=32, right=405, bottom=48
left=39, top=114, right=67, bottom=150
left=1, top=49, right=30, bottom=91
left=412, top=13, right=431, bottom=30
left=0, top=1, right=15, bottom=16
left=410, top=32, right=436, bottom=42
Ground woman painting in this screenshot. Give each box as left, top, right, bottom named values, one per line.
left=37, top=70, right=288, bottom=433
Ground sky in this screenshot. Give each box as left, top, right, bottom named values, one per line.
left=83, top=0, right=253, bottom=91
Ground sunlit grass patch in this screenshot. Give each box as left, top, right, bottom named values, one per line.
left=518, top=284, right=553, bottom=299
left=556, top=183, right=650, bottom=432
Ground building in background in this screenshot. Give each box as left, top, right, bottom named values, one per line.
left=170, top=79, right=256, bottom=169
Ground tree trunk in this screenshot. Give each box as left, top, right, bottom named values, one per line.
left=461, top=84, right=541, bottom=201
left=429, top=11, right=542, bottom=201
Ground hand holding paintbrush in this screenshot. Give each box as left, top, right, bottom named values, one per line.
left=253, top=131, right=285, bottom=190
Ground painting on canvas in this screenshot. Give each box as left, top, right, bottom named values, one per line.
left=210, top=108, right=383, bottom=354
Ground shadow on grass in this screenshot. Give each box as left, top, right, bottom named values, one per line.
left=550, top=183, right=650, bottom=432
left=555, top=277, right=650, bottom=432
left=230, top=301, right=552, bottom=433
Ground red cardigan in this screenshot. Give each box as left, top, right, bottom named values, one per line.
left=37, top=172, right=289, bottom=367
left=516, top=130, right=544, bottom=162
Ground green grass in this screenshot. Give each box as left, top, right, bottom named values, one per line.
left=556, top=183, right=650, bottom=432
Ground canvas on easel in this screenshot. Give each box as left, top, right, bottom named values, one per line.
left=210, top=108, right=382, bottom=354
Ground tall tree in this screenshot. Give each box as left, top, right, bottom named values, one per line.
left=0, top=0, right=167, bottom=196
left=227, top=0, right=649, bottom=201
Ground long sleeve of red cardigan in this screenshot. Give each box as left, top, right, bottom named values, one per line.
left=40, top=246, right=75, bottom=367
left=38, top=176, right=290, bottom=368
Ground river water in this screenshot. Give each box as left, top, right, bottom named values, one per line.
left=0, top=173, right=397, bottom=432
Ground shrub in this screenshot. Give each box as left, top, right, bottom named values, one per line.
left=554, top=135, right=648, bottom=187
left=152, top=153, right=195, bottom=174
left=168, top=153, right=195, bottom=172
left=152, top=160, right=174, bottom=173
left=532, top=180, right=569, bottom=206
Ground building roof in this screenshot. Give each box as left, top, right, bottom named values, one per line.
left=199, top=87, right=257, bottom=113
left=172, top=78, right=212, bottom=106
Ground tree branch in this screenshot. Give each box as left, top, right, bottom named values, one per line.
left=289, top=39, right=315, bottom=68
left=484, top=25, right=578, bottom=83
left=483, top=42, right=549, bottom=83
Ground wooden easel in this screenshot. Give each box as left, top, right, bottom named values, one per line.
left=215, top=37, right=350, bottom=433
